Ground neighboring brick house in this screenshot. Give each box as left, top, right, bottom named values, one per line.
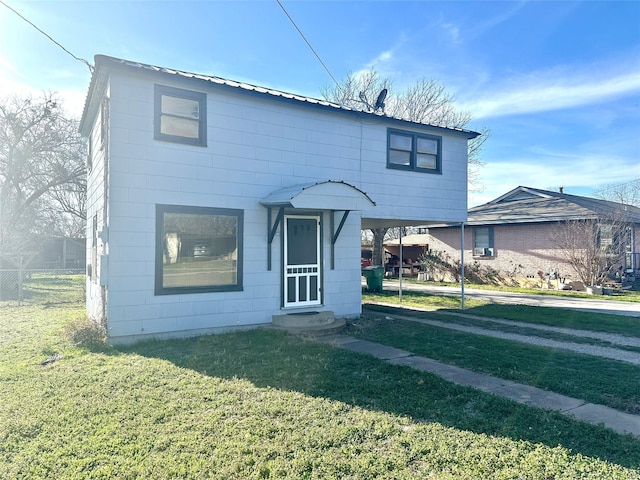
left=424, top=186, right=640, bottom=288
left=79, top=55, right=479, bottom=344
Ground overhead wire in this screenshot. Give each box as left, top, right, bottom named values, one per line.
left=0, top=0, right=93, bottom=73
left=275, top=0, right=340, bottom=89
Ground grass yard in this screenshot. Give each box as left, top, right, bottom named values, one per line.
left=398, top=279, right=640, bottom=303
left=1, top=275, right=639, bottom=478
left=363, top=289, right=640, bottom=336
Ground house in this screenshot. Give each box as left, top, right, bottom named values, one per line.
left=79, top=55, right=479, bottom=344
left=425, top=186, right=640, bottom=288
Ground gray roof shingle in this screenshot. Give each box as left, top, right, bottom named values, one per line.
left=466, top=186, right=640, bottom=226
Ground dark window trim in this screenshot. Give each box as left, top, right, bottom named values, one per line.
left=387, top=128, right=442, bottom=174
left=155, top=204, right=243, bottom=295
left=154, top=85, right=207, bottom=147
left=472, top=226, right=494, bottom=257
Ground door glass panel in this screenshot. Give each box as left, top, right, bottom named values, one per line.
left=287, top=277, right=296, bottom=303
left=310, top=276, right=318, bottom=301
left=298, top=277, right=307, bottom=301
left=287, top=218, right=317, bottom=265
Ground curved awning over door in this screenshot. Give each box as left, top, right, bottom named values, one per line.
left=260, top=180, right=376, bottom=270
left=259, top=180, right=376, bottom=211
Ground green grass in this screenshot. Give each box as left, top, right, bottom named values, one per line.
left=400, top=279, right=640, bottom=302
left=363, top=289, right=640, bottom=336
left=1, top=276, right=639, bottom=478
left=354, top=305, right=640, bottom=413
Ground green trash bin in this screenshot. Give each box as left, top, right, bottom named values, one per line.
left=362, top=265, right=384, bottom=292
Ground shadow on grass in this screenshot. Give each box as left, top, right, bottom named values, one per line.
left=121, top=326, right=640, bottom=469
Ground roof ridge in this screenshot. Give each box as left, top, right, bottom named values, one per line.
left=87, top=54, right=480, bottom=137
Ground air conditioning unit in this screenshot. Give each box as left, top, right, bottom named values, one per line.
left=473, top=248, right=494, bottom=257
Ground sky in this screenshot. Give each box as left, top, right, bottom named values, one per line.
left=1, top=0, right=639, bottom=206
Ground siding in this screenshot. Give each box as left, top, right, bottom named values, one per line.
left=85, top=70, right=469, bottom=342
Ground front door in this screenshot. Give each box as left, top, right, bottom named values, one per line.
left=284, top=215, right=321, bottom=307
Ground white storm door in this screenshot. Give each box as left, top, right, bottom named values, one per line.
left=284, top=215, right=321, bottom=307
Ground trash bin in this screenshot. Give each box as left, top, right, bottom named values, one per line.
left=362, top=265, right=384, bottom=292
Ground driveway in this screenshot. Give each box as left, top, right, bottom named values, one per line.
left=384, top=281, right=640, bottom=317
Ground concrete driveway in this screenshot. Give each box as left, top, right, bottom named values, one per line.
left=385, top=281, right=640, bottom=317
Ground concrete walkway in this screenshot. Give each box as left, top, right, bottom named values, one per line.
left=317, top=334, right=640, bottom=438
left=372, top=307, right=640, bottom=365
left=385, top=281, right=640, bottom=317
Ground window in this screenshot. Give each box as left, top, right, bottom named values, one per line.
left=473, top=226, right=494, bottom=256
left=156, top=205, right=243, bottom=295
left=154, top=85, right=206, bottom=146
left=387, top=129, right=441, bottom=173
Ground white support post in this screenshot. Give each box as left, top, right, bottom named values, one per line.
left=461, top=222, right=465, bottom=310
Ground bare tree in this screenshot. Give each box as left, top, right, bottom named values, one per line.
left=321, top=69, right=489, bottom=181
left=593, top=179, right=640, bottom=207
left=552, top=214, right=631, bottom=287
left=0, top=93, right=86, bottom=255
left=322, top=70, right=488, bottom=265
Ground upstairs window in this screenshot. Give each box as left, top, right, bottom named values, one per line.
left=387, top=129, right=441, bottom=173
left=154, top=85, right=206, bottom=146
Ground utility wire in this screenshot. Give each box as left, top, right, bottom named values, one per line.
left=275, top=0, right=340, bottom=89
left=0, top=0, right=93, bottom=73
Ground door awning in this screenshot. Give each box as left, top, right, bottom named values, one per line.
left=260, top=180, right=376, bottom=211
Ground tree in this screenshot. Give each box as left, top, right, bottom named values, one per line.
left=322, top=69, right=488, bottom=265
left=321, top=69, right=488, bottom=182
left=551, top=214, right=631, bottom=287
left=0, top=93, right=86, bottom=255
left=593, top=179, right=640, bottom=207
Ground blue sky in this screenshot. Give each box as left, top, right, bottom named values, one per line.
left=1, top=0, right=638, bottom=206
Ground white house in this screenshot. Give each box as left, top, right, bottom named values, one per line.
left=80, top=55, right=479, bottom=344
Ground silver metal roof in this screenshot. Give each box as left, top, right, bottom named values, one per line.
left=260, top=180, right=375, bottom=211
left=80, top=54, right=480, bottom=139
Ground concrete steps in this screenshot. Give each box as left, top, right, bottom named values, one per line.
left=272, top=310, right=346, bottom=336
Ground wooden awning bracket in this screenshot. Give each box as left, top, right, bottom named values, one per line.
left=267, top=206, right=285, bottom=270
left=330, top=210, right=350, bottom=269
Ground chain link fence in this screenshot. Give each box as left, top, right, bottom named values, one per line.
left=0, top=268, right=85, bottom=304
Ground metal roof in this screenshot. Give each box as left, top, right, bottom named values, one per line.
left=80, top=54, right=480, bottom=139
left=260, top=180, right=375, bottom=211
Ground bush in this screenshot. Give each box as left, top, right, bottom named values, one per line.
left=64, top=316, right=107, bottom=350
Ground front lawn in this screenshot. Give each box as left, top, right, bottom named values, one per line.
left=1, top=275, right=639, bottom=478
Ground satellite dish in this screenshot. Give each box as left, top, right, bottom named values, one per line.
left=374, top=88, right=387, bottom=112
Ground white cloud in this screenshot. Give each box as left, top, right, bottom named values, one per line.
left=469, top=153, right=640, bottom=207
left=461, top=65, right=640, bottom=120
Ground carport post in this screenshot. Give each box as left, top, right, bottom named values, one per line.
left=461, top=222, right=465, bottom=310
left=398, top=227, right=403, bottom=303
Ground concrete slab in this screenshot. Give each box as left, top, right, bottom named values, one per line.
left=319, top=334, right=640, bottom=438
left=340, top=339, right=412, bottom=360
left=566, top=403, right=640, bottom=438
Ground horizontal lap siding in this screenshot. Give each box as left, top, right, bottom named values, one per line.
left=93, top=70, right=471, bottom=341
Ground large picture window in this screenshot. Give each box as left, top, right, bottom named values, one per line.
left=387, top=129, right=441, bottom=173
left=154, top=85, right=207, bottom=146
left=156, top=205, right=243, bottom=295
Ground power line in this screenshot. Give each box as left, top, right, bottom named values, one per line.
left=275, top=0, right=340, bottom=89
left=0, top=0, right=93, bottom=73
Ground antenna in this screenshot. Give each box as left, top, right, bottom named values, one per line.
left=374, top=88, right=387, bottom=112
left=358, top=89, right=388, bottom=113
